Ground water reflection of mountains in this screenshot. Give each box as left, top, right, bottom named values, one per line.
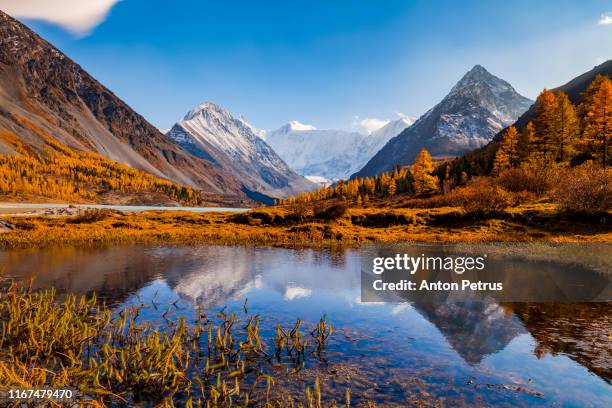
left=0, top=244, right=609, bottom=382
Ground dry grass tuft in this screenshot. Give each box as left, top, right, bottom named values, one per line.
left=0, top=279, right=344, bottom=406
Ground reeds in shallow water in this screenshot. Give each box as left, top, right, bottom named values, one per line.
left=0, top=279, right=347, bottom=407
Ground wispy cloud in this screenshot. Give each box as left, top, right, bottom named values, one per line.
left=283, top=285, right=311, bottom=301
left=0, top=0, right=122, bottom=36
left=598, top=13, right=612, bottom=25
left=354, top=117, right=389, bottom=134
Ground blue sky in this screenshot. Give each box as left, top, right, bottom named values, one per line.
left=3, top=0, right=612, bottom=132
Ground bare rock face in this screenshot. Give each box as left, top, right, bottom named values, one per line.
left=353, top=65, right=533, bottom=178
left=0, top=10, right=244, bottom=199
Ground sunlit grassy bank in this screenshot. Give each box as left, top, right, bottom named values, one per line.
left=0, top=279, right=345, bottom=407
left=0, top=202, right=609, bottom=250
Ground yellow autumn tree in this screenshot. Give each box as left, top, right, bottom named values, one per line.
left=492, top=125, right=520, bottom=175
left=387, top=178, right=397, bottom=196
left=411, top=148, right=438, bottom=195
left=582, top=76, right=612, bottom=168
left=553, top=91, right=579, bottom=163
left=533, top=88, right=557, bottom=162
left=578, top=74, right=609, bottom=119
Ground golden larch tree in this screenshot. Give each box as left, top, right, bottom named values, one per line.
left=553, top=91, right=579, bottom=163
left=411, top=148, right=438, bottom=195
left=583, top=76, right=612, bottom=168
left=578, top=74, right=609, bottom=119
left=492, top=125, right=519, bottom=175
left=534, top=89, right=557, bottom=162
left=387, top=178, right=397, bottom=196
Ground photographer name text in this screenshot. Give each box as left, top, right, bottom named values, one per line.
left=371, top=254, right=503, bottom=292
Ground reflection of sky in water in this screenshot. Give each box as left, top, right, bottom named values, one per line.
left=1, top=244, right=610, bottom=406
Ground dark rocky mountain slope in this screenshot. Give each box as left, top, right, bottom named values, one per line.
left=445, top=59, right=612, bottom=178
left=0, top=10, right=245, bottom=201
left=353, top=65, right=532, bottom=178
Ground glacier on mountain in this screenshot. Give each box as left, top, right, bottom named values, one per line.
left=262, top=116, right=415, bottom=181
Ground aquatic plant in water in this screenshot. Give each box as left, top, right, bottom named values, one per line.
left=0, top=280, right=346, bottom=407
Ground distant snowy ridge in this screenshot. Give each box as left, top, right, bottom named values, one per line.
left=262, top=116, right=415, bottom=181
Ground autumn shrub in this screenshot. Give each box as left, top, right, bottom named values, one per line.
left=68, top=208, right=114, bottom=224
left=13, top=220, right=38, bottom=230
left=351, top=212, right=411, bottom=227
left=397, top=194, right=457, bottom=209
left=285, top=202, right=311, bottom=223
left=453, top=178, right=513, bottom=217
left=511, top=191, right=538, bottom=205
left=552, top=163, right=612, bottom=215
left=247, top=211, right=276, bottom=225
left=228, top=212, right=262, bottom=226
left=496, top=163, right=558, bottom=195
left=313, top=202, right=348, bottom=221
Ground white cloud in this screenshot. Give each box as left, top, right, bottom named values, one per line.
left=283, top=285, right=311, bottom=300
left=0, top=0, right=122, bottom=36
left=599, top=13, right=612, bottom=25
left=391, top=304, right=410, bottom=315
left=354, top=117, right=389, bottom=134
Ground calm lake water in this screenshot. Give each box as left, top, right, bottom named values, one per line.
left=1, top=244, right=611, bottom=407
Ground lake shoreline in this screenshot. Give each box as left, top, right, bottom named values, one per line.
left=0, top=202, right=250, bottom=215
left=0, top=204, right=609, bottom=250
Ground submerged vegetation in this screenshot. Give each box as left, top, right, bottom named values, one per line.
left=0, top=279, right=343, bottom=406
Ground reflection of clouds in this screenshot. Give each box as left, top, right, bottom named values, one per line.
left=284, top=285, right=312, bottom=300
left=162, top=246, right=359, bottom=308
left=391, top=304, right=410, bottom=315
left=164, top=246, right=259, bottom=308
left=483, top=302, right=506, bottom=321
left=351, top=296, right=385, bottom=306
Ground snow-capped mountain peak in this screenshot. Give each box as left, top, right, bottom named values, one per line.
left=166, top=102, right=315, bottom=198
left=183, top=101, right=227, bottom=120
left=275, top=120, right=317, bottom=135
left=354, top=65, right=533, bottom=178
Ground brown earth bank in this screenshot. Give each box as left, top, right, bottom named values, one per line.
left=0, top=203, right=609, bottom=250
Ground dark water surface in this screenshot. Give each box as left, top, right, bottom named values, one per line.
left=1, top=244, right=611, bottom=407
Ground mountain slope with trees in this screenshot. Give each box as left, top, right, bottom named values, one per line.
left=282, top=65, right=611, bottom=223
left=0, top=10, right=247, bottom=204
left=445, top=59, right=612, bottom=181
left=353, top=65, right=532, bottom=178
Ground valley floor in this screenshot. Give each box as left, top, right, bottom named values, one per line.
left=0, top=203, right=609, bottom=250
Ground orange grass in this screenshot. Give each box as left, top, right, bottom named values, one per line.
left=0, top=204, right=609, bottom=250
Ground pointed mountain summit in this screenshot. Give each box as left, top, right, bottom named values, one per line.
left=166, top=103, right=315, bottom=199
left=446, top=59, right=612, bottom=178
left=353, top=65, right=532, bottom=178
